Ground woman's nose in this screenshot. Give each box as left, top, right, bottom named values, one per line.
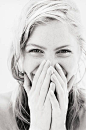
left=45, top=56, right=58, bottom=68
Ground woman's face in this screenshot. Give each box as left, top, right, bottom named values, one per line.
left=23, top=21, right=81, bottom=85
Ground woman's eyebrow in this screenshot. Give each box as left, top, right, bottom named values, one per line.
left=54, top=45, right=70, bottom=51
left=26, top=43, right=46, bottom=50
left=26, top=44, right=70, bottom=50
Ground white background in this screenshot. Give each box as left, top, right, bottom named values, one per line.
left=0, top=0, right=86, bottom=93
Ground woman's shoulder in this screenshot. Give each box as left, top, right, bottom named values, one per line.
left=0, top=91, right=12, bottom=106
left=0, top=91, right=17, bottom=130
left=0, top=91, right=13, bottom=115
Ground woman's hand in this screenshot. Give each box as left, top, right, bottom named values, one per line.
left=24, top=60, right=54, bottom=130
left=48, top=63, right=75, bottom=130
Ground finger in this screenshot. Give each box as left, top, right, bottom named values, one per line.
left=51, top=74, right=67, bottom=109
left=29, top=59, right=46, bottom=96
left=46, top=81, right=55, bottom=99
left=49, top=82, right=55, bottom=92
left=51, top=67, right=67, bottom=93
left=44, top=82, right=55, bottom=109
left=49, top=83, right=59, bottom=111
left=67, top=75, right=76, bottom=93
left=55, top=63, right=67, bottom=84
left=37, top=66, right=54, bottom=106
left=24, top=73, right=31, bottom=94
left=34, top=60, right=51, bottom=96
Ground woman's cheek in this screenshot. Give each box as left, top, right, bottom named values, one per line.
left=64, top=58, right=78, bottom=82
left=23, top=56, right=42, bottom=81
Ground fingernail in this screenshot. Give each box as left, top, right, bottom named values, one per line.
left=47, top=60, right=51, bottom=64
left=50, top=66, right=54, bottom=74
left=51, top=74, right=55, bottom=81
left=47, top=66, right=54, bottom=75
left=51, top=82, right=55, bottom=91
left=56, top=63, right=61, bottom=69
left=45, top=60, right=51, bottom=68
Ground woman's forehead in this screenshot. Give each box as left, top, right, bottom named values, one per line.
left=27, top=21, right=78, bottom=49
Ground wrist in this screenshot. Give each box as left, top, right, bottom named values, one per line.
left=60, top=126, right=66, bottom=130
left=58, top=124, right=66, bottom=130
left=29, top=125, right=43, bottom=130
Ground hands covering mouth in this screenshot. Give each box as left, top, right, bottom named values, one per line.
left=30, top=64, right=67, bottom=101
left=31, top=64, right=67, bottom=83
left=23, top=60, right=76, bottom=130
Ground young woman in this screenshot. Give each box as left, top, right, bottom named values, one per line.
left=0, top=0, right=86, bottom=130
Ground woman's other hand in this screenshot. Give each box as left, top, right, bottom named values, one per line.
left=49, top=63, right=75, bottom=130
left=24, top=60, right=54, bottom=130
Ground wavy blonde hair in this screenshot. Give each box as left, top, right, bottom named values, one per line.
left=9, top=0, right=86, bottom=130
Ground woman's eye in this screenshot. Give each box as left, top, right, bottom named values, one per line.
left=29, top=49, right=43, bottom=53
left=56, top=49, right=71, bottom=56
left=58, top=50, right=71, bottom=53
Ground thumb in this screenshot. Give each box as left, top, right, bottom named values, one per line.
left=67, top=75, right=76, bottom=93
left=24, top=72, right=31, bottom=94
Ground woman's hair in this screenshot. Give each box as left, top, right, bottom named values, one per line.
left=9, top=0, right=86, bottom=130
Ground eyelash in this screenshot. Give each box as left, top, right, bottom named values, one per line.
left=56, top=49, right=71, bottom=54
left=29, top=49, right=71, bottom=54
left=29, top=49, right=44, bottom=53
